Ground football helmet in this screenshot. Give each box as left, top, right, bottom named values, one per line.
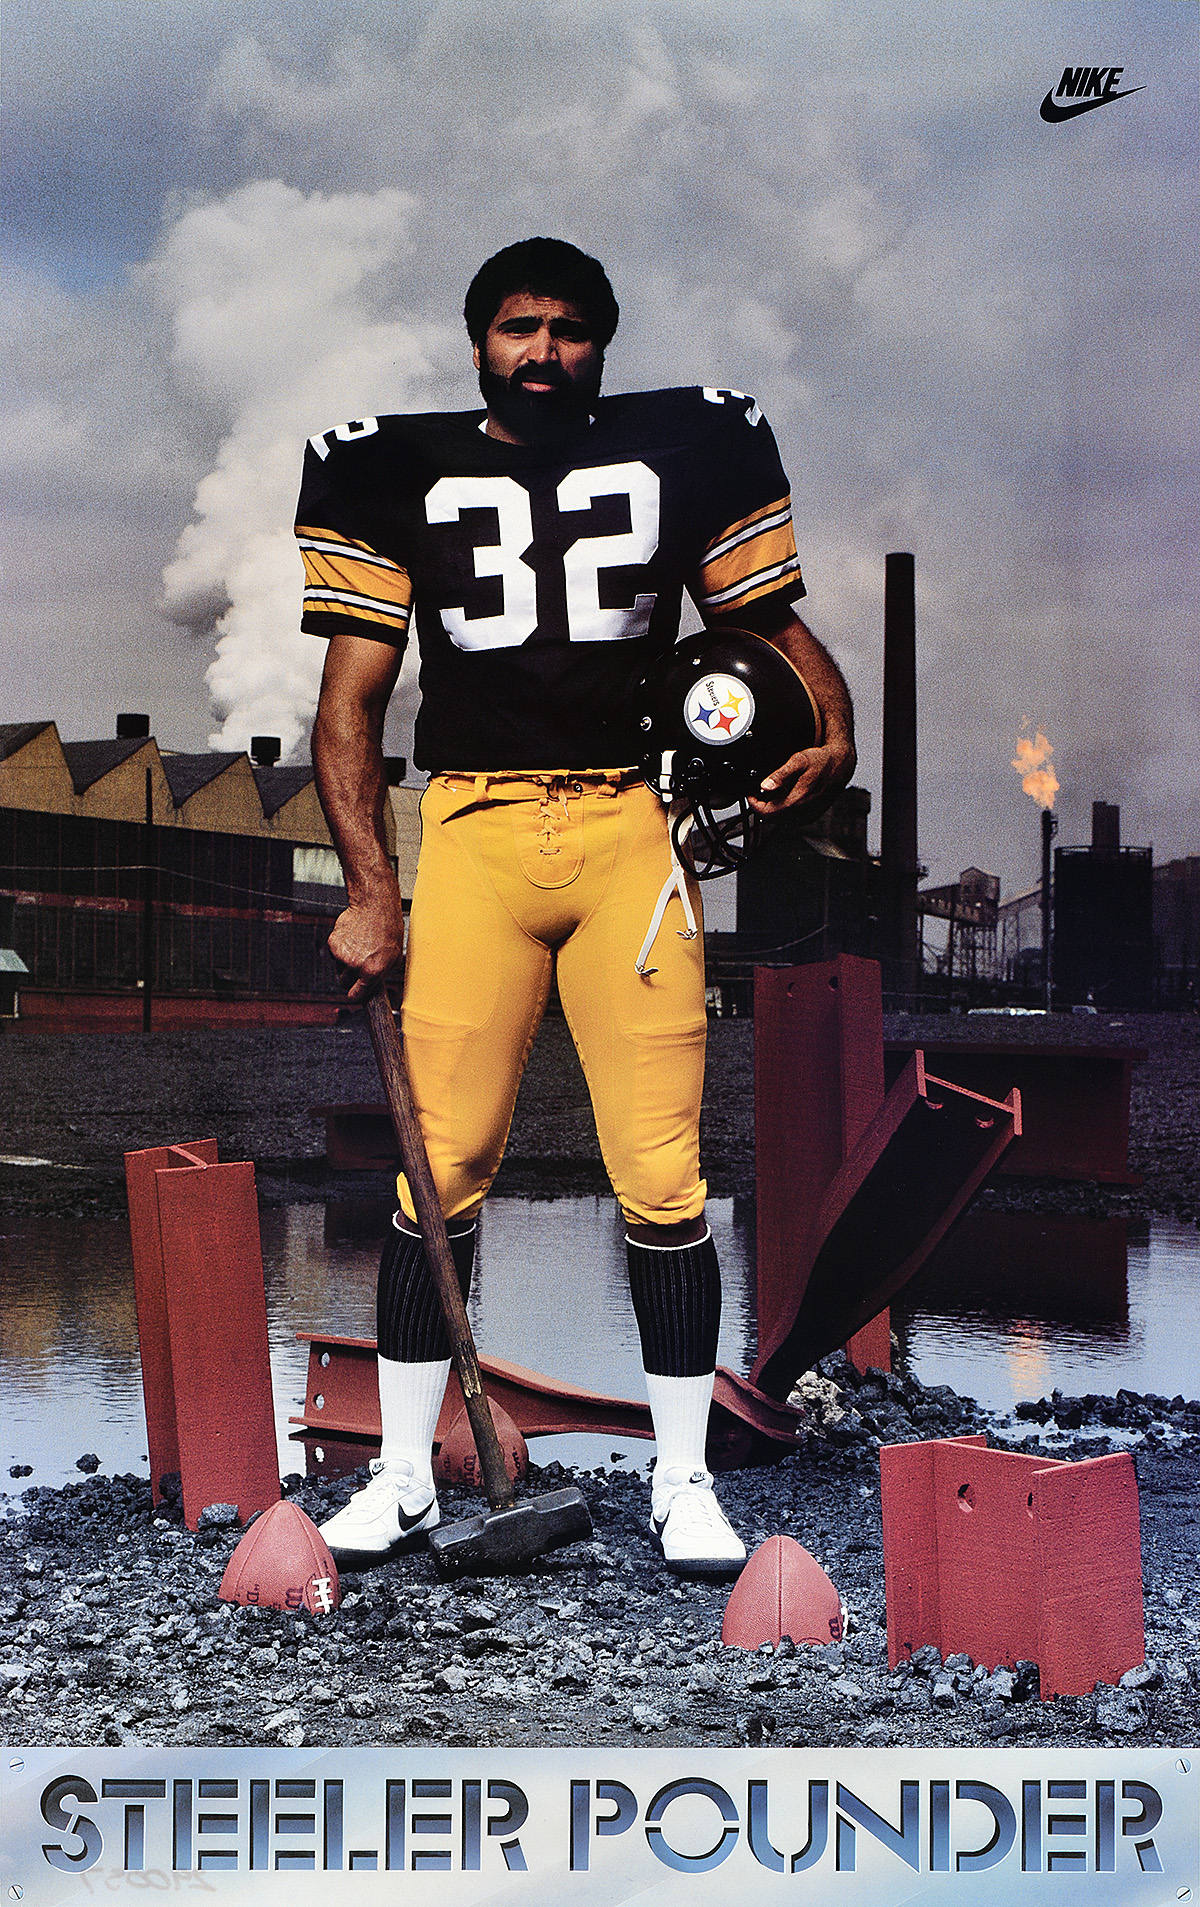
left=632, top=628, right=821, bottom=876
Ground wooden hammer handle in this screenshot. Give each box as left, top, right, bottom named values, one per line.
left=366, top=991, right=515, bottom=1512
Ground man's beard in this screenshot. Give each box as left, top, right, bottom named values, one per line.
left=478, top=357, right=602, bottom=448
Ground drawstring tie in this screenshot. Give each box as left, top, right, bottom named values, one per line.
left=437, top=771, right=694, bottom=980
left=635, top=800, right=698, bottom=977
left=441, top=769, right=627, bottom=823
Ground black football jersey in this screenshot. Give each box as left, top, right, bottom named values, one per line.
left=295, top=386, right=804, bottom=771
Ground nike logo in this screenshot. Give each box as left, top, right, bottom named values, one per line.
left=1040, top=85, right=1144, bottom=122
left=394, top=1497, right=437, bottom=1533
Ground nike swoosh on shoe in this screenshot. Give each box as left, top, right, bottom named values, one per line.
left=394, top=1498, right=439, bottom=1534
left=323, top=1505, right=438, bottom=1566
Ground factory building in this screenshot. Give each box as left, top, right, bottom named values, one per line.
left=996, top=887, right=1044, bottom=988
left=1053, top=803, right=1153, bottom=1010
left=1155, top=855, right=1200, bottom=1007
left=735, top=784, right=878, bottom=958
left=704, top=786, right=881, bottom=1012
left=0, top=719, right=420, bottom=1028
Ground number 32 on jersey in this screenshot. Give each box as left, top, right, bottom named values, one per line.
left=425, top=462, right=660, bottom=651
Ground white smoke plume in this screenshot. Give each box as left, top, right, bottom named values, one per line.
left=153, top=180, right=457, bottom=759
left=8, top=2, right=1187, bottom=885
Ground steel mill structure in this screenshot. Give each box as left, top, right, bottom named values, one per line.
left=5, top=548, right=1195, bottom=1019
left=0, top=716, right=419, bottom=1028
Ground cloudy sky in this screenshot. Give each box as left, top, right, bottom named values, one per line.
left=2, top=0, right=1196, bottom=895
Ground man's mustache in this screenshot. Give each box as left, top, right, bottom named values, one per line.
left=511, top=362, right=571, bottom=391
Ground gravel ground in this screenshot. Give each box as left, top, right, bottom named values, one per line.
left=0, top=1009, right=1196, bottom=1219
left=1, top=1007, right=1196, bottom=1750
left=4, top=1367, right=1198, bottom=1751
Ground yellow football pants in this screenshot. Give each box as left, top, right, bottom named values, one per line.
left=396, top=770, right=708, bottom=1230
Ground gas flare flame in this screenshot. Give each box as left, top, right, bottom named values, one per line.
left=1012, top=731, right=1058, bottom=810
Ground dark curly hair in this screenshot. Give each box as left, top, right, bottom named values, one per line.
left=464, top=238, right=619, bottom=348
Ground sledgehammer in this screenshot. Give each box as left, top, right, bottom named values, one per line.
left=366, top=992, right=592, bottom=1574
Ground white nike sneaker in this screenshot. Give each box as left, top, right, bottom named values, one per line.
left=318, top=1458, right=439, bottom=1561
left=649, top=1465, right=746, bottom=1576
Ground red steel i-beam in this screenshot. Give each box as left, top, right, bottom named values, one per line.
left=754, top=955, right=889, bottom=1370
left=751, top=1057, right=1020, bottom=1397
left=124, top=1140, right=280, bottom=1528
left=880, top=1436, right=1144, bottom=1698
left=125, top=1140, right=219, bottom=1504
left=883, top=1039, right=1143, bottom=1183
left=289, top=1339, right=812, bottom=1476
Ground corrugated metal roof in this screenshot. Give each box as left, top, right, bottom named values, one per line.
left=61, top=738, right=149, bottom=794
left=0, top=722, right=53, bottom=762
left=160, top=752, right=244, bottom=804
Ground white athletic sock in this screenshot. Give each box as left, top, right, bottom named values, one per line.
left=644, top=1370, right=715, bottom=1491
left=376, top=1354, right=450, bottom=1487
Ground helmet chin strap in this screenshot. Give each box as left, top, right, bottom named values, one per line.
left=635, top=799, right=699, bottom=977
left=635, top=751, right=761, bottom=974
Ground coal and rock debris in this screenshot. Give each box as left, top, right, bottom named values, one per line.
left=3, top=1376, right=1198, bottom=1753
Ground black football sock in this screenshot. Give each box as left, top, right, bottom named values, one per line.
left=376, top=1216, right=476, bottom=1363
left=625, top=1228, right=721, bottom=1376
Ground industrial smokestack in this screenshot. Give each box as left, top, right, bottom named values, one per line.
left=116, top=713, right=150, bottom=739
left=1092, top=801, right=1120, bottom=851
left=881, top=551, right=919, bottom=1004
left=1012, top=730, right=1059, bottom=1010
left=249, top=735, right=282, bottom=767
left=1041, top=806, right=1057, bottom=1011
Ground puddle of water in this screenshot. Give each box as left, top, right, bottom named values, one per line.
left=895, top=1211, right=1200, bottom=1416
left=0, top=1200, right=756, bottom=1492
left=1, top=1199, right=1197, bottom=1495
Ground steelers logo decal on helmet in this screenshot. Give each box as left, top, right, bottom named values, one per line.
left=683, top=675, right=755, bottom=746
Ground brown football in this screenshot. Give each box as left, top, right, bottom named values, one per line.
left=721, top=1534, right=843, bottom=1649
left=433, top=1400, right=529, bottom=1490
left=218, top=1499, right=341, bottom=1615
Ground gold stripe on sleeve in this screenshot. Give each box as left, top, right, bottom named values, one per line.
left=296, top=524, right=413, bottom=630
left=699, top=496, right=803, bottom=613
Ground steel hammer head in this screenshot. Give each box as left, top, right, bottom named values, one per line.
left=428, top=1486, right=592, bottom=1576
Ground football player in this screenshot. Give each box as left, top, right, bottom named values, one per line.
left=298, top=238, right=855, bottom=1574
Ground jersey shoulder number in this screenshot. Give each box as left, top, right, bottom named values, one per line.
left=308, top=417, right=380, bottom=462
left=702, top=387, right=763, bottom=427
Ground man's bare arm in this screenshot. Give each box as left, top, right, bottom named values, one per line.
left=733, top=603, right=857, bottom=817
left=311, top=632, right=406, bottom=1003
